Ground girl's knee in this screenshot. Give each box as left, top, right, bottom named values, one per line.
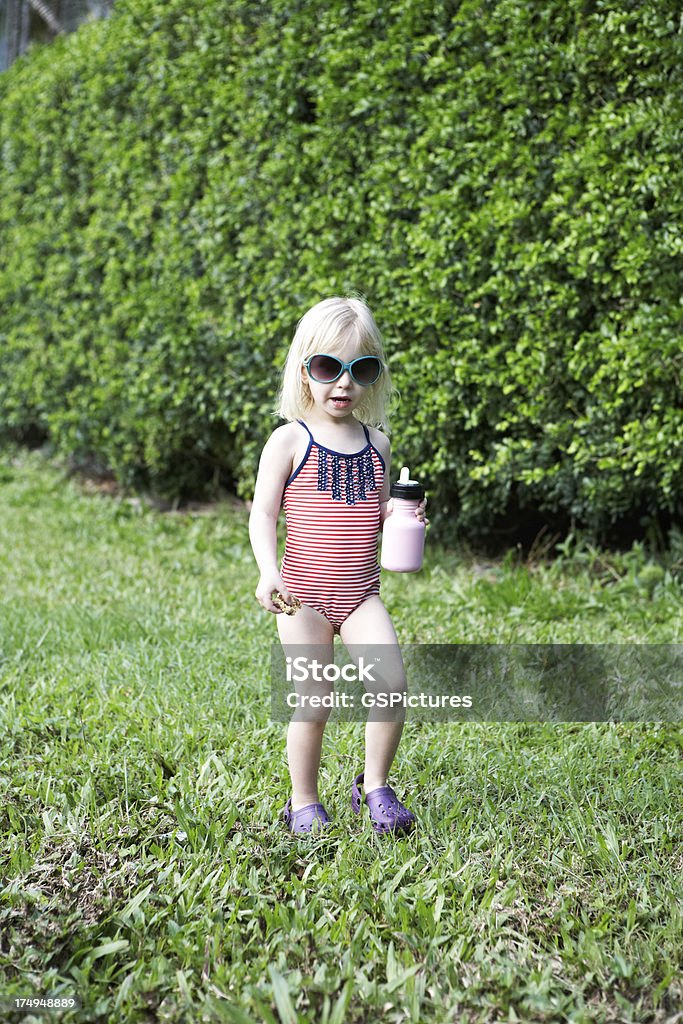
left=290, top=705, right=333, bottom=726
left=368, top=667, right=408, bottom=696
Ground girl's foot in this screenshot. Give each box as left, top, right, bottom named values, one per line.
left=351, top=772, right=416, bottom=834
left=283, top=798, right=331, bottom=834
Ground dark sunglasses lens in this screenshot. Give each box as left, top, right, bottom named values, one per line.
left=352, top=357, right=381, bottom=385
left=308, top=355, right=342, bottom=382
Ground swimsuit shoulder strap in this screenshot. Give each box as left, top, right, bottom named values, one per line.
left=297, top=419, right=315, bottom=441
left=364, top=424, right=386, bottom=470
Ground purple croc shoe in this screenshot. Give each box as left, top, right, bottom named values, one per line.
left=283, top=798, right=331, bottom=834
left=351, top=772, right=416, bottom=834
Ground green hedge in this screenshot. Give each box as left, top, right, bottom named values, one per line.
left=1, top=0, right=682, bottom=543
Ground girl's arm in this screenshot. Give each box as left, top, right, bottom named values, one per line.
left=370, top=430, right=392, bottom=526
left=248, top=426, right=298, bottom=614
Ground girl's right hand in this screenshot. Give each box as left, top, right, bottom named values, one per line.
left=255, top=573, right=297, bottom=614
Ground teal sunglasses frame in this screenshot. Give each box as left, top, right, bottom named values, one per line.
left=305, top=353, right=383, bottom=387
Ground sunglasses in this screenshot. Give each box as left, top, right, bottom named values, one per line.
left=305, top=353, right=383, bottom=387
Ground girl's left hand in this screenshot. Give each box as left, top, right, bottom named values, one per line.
left=383, top=497, right=429, bottom=526
left=416, top=498, right=429, bottom=526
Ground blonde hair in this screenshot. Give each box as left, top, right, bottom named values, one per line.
left=276, top=296, right=394, bottom=431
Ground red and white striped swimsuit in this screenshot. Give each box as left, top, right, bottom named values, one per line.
left=280, top=420, right=385, bottom=633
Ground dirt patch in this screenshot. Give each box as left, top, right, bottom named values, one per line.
left=0, top=829, right=140, bottom=971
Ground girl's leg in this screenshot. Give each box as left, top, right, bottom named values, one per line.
left=339, top=596, right=407, bottom=793
left=277, top=604, right=335, bottom=811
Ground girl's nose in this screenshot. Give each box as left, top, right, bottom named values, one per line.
left=338, top=370, right=353, bottom=386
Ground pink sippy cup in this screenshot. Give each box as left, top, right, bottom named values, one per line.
left=380, top=466, right=426, bottom=573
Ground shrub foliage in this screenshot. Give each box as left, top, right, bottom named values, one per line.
left=1, top=0, right=681, bottom=542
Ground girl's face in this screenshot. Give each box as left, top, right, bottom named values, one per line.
left=302, top=341, right=375, bottom=420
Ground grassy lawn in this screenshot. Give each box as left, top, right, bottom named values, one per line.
left=1, top=451, right=681, bottom=1023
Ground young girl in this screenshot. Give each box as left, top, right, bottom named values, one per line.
left=249, top=297, right=427, bottom=835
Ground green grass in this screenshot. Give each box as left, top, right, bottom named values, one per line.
left=1, top=451, right=682, bottom=1023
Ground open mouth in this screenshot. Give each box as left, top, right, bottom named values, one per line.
left=331, top=397, right=351, bottom=406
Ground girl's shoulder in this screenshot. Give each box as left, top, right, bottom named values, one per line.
left=261, top=421, right=307, bottom=471
left=258, top=423, right=305, bottom=487
left=366, top=425, right=390, bottom=459
left=265, top=420, right=303, bottom=443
